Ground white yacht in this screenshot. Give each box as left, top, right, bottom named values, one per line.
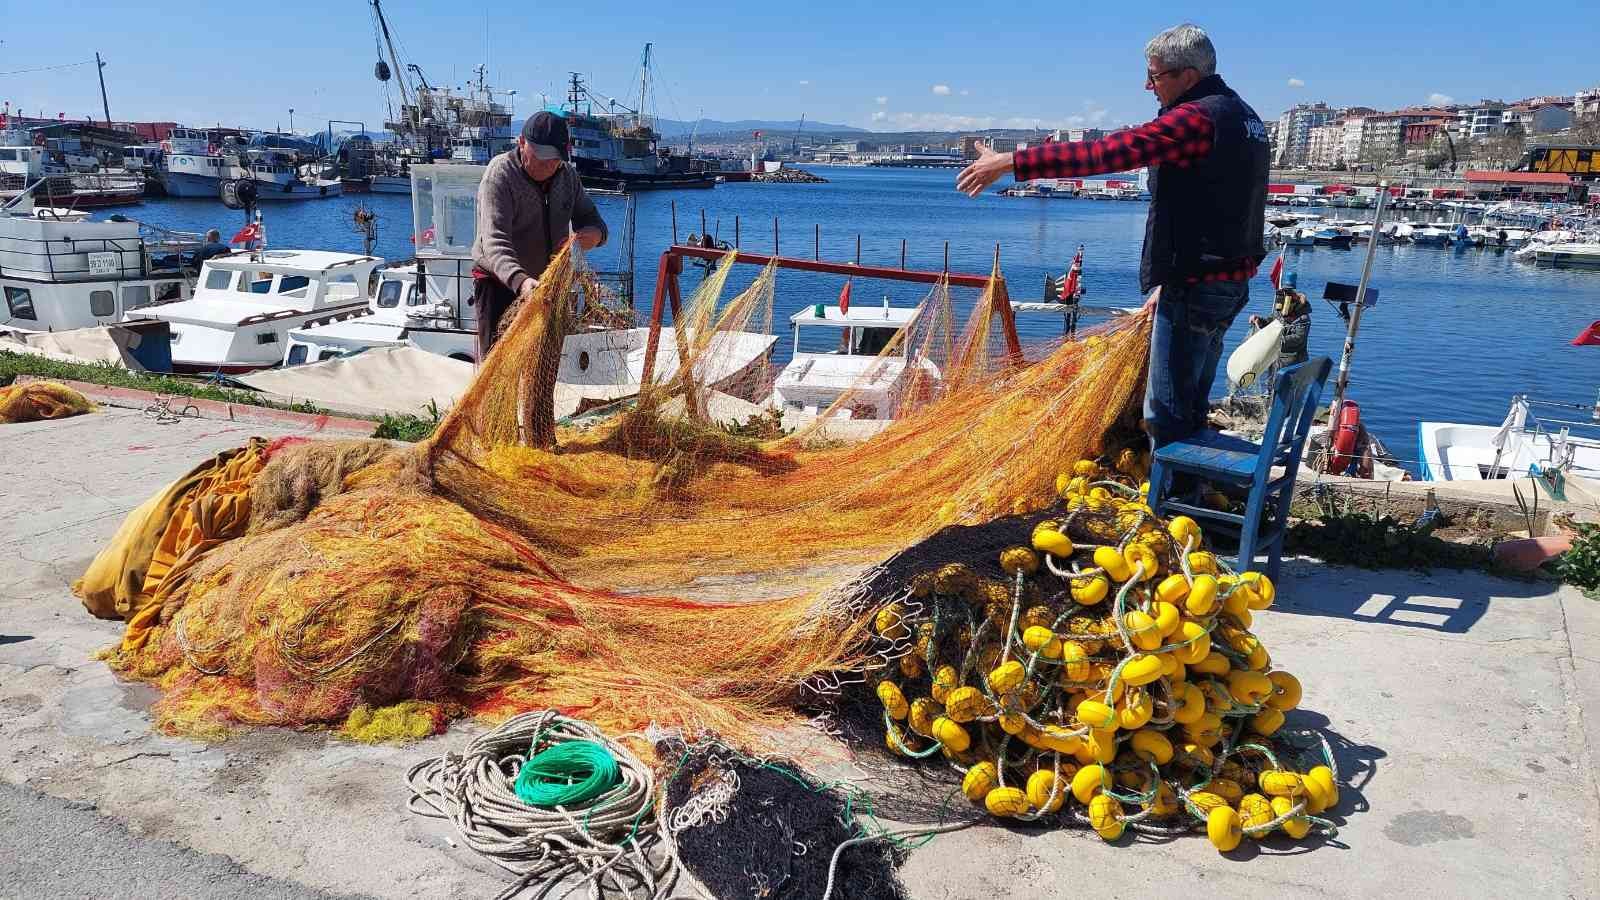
left=282, top=259, right=476, bottom=365
left=0, top=196, right=192, bottom=332
left=770, top=300, right=941, bottom=422
left=1420, top=394, right=1600, bottom=482
left=1531, top=241, right=1600, bottom=268
left=146, top=249, right=380, bottom=372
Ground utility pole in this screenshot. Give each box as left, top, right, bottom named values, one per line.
left=289, top=108, right=295, bottom=133
left=95, top=52, right=111, bottom=127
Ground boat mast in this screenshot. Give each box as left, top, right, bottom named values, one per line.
left=637, top=43, right=652, bottom=131
left=369, top=0, right=416, bottom=129
left=95, top=52, right=111, bottom=127
left=1328, top=181, right=1390, bottom=433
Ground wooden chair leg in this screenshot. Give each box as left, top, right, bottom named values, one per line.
left=1236, top=483, right=1266, bottom=574
left=1148, top=458, right=1173, bottom=515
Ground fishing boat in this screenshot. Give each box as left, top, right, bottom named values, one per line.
left=562, top=52, right=717, bottom=193
left=1408, top=223, right=1453, bottom=247
left=145, top=248, right=381, bottom=373
left=770, top=298, right=940, bottom=422
left=1419, top=394, right=1600, bottom=482
left=0, top=194, right=194, bottom=332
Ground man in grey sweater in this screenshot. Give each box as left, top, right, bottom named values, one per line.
left=471, top=111, right=607, bottom=361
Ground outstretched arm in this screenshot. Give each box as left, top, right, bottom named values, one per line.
left=957, top=103, right=1215, bottom=197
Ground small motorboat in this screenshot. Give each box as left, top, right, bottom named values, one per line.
left=1312, top=227, right=1353, bottom=249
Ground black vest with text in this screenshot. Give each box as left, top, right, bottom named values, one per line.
left=1139, top=75, right=1270, bottom=293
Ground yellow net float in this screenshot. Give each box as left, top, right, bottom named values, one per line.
left=1259, top=770, right=1304, bottom=798
left=988, top=660, right=1026, bottom=694
left=1022, top=626, right=1063, bottom=659
left=1089, top=793, right=1125, bottom=841
left=999, top=546, right=1039, bottom=577
left=1031, top=521, right=1075, bottom=557
left=1266, top=671, right=1302, bottom=710
left=1207, top=806, right=1243, bottom=852
left=1026, top=769, right=1066, bottom=813
left=1239, top=793, right=1275, bottom=838
left=1123, top=610, right=1163, bottom=651
left=1272, top=795, right=1312, bottom=838
left=1074, top=699, right=1117, bottom=731
left=1130, top=728, right=1174, bottom=764
left=1116, top=686, right=1154, bottom=729
left=876, top=681, right=909, bottom=720
left=1174, top=621, right=1211, bottom=665
left=1185, top=574, right=1219, bottom=616
left=962, top=761, right=998, bottom=802
left=985, top=786, right=1029, bottom=818
left=931, top=716, right=971, bottom=752
left=1251, top=707, right=1286, bottom=736
left=908, top=697, right=942, bottom=736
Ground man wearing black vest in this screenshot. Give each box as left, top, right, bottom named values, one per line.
left=958, top=23, right=1270, bottom=449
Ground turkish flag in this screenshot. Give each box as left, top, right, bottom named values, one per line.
left=1268, top=250, right=1285, bottom=290
left=837, top=277, right=853, bottom=314
left=1572, top=320, right=1600, bottom=346
left=229, top=222, right=260, bottom=245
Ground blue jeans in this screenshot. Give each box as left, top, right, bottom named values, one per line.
left=1144, top=279, right=1250, bottom=449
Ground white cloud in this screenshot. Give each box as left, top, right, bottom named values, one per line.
left=798, top=79, right=810, bottom=86
left=871, top=111, right=1049, bottom=131
left=931, top=84, right=952, bottom=96
left=1428, top=92, right=1454, bottom=105
left=1062, top=101, right=1112, bottom=129
left=960, top=89, right=971, bottom=97
left=1287, top=77, right=1305, bottom=88
left=875, top=96, right=888, bottom=105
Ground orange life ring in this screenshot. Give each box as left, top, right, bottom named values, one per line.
left=1328, top=400, right=1361, bottom=474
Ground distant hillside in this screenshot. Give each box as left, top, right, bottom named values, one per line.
left=655, top=118, right=867, bottom=138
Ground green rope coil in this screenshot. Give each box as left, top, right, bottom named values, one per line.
left=514, top=739, right=622, bottom=808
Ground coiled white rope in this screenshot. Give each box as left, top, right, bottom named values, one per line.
left=406, top=711, right=679, bottom=900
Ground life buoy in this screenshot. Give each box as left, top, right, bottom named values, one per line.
left=32, top=131, right=46, bottom=147
left=1328, top=399, right=1361, bottom=474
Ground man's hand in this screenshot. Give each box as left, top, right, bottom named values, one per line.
left=575, top=226, right=603, bottom=251
left=516, top=277, right=540, bottom=303
left=956, top=144, right=1015, bottom=197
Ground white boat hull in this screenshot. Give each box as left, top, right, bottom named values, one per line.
left=1418, top=420, right=1600, bottom=481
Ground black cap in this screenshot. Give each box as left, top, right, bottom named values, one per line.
left=520, top=111, right=569, bottom=161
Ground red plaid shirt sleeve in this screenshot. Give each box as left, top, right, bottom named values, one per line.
left=1012, top=103, right=1214, bottom=181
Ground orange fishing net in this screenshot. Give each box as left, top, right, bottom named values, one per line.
left=83, top=242, right=1156, bottom=744
left=0, top=380, right=94, bottom=423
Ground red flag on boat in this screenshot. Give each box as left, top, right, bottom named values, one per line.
left=837, top=277, right=853, bottom=314
left=1572, top=320, right=1600, bottom=346
left=1059, top=245, right=1083, bottom=301
left=229, top=222, right=260, bottom=246
left=1268, top=248, right=1286, bottom=290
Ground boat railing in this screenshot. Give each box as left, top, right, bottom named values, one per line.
left=0, top=231, right=157, bottom=282
left=1521, top=395, right=1600, bottom=473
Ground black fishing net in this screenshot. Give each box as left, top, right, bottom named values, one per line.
left=657, top=737, right=908, bottom=900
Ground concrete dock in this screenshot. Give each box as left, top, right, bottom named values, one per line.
left=3, top=408, right=1598, bottom=899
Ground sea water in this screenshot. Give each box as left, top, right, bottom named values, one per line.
left=128, top=165, right=1600, bottom=472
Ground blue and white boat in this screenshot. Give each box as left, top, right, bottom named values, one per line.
left=158, top=129, right=231, bottom=197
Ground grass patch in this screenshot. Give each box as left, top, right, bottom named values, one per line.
left=0, top=350, right=328, bottom=415
left=373, top=400, right=442, bottom=442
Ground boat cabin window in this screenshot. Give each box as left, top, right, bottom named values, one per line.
left=4, top=286, right=36, bottom=321
left=406, top=284, right=426, bottom=306
left=90, top=290, right=115, bottom=318
left=277, top=275, right=311, bottom=297
left=854, top=326, right=897, bottom=356
left=238, top=272, right=274, bottom=294
left=0, top=149, right=16, bottom=161
left=256, top=333, right=278, bottom=345
left=376, top=280, right=403, bottom=308
left=122, top=285, right=152, bottom=310
left=318, top=349, right=341, bottom=361
left=286, top=344, right=308, bottom=366
left=157, top=282, right=183, bottom=303
left=204, top=268, right=233, bottom=291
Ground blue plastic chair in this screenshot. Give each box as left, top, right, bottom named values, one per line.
left=1147, top=357, right=1332, bottom=584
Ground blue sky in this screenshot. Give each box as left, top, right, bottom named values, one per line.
left=3, top=3, right=1597, bottom=134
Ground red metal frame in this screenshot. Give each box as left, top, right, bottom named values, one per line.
left=639, top=244, right=1020, bottom=384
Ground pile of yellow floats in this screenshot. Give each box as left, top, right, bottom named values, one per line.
left=870, top=454, right=1340, bottom=852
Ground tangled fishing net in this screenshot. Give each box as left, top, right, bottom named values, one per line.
left=79, top=242, right=1154, bottom=746
left=0, top=380, right=94, bottom=423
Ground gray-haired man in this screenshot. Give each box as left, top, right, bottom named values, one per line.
left=471, top=111, right=607, bottom=361
left=958, top=23, right=1270, bottom=450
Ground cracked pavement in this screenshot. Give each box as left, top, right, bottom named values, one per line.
left=2, top=408, right=1599, bottom=898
